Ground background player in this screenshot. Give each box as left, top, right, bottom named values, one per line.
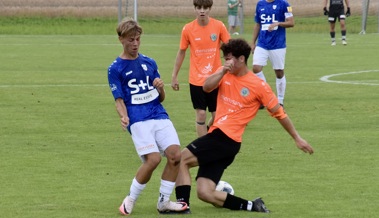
left=171, top=0, right=230, bottom=137
left=251, top=0, right=294, bottom=107
left=323, top=0, right=351, bottom=46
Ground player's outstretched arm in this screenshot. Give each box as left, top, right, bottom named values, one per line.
left=277, top=116, right=314, bottom=154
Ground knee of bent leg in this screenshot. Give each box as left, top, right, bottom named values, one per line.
left=165, top=145, right=181, bottom=166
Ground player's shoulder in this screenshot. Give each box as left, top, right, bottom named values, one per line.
left=139, top=54, right=157, bottom=65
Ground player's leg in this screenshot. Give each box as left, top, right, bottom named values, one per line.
left=328, top=15, right=337, bottom=45
left=119, top=121, right=162, bottom=215
left=340, top=17, right=347, bottom=45
left=175, top=147, right=200, bottom=209
left=206, top=87, right=218, bottom=129
left=270, top=48, right=286, bottom=106
left=252, top=46, right=268, bottom=81
left=228, top=15, right=234, bottom=34
left=156, top=120, right=188, bottom=213
left=176, top=130, right=229, bottom=208
left=190, top=84, right=208, bottom=137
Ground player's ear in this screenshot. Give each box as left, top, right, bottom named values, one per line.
left=237, top=55, right=245, bottom=63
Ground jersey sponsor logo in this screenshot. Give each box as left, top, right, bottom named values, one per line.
left=210, top=34, right=217, bottom=42
left=261, top=24, right=278, bottom=31
left=260, top=14, right=279, bottom=24
left=128, top=76, right=155, bottom=94
left=131, top=89, right=159, bottom=104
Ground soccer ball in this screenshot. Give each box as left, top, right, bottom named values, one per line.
left=215, top=180, right=234, bottom=195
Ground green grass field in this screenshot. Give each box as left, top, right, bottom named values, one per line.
left=0, top=17, right=379, bottom=218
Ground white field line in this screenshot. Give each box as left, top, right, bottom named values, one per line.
left=319, top=70, right=379, bottom=86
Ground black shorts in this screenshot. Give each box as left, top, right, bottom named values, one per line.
left=328, top=6, right=345, bottom=22
left=189, top=84, right=218, bottom=112
left=186, top=128, right=241, bottom=184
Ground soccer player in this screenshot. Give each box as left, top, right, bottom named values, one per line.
left=171, top=0, right=230, bottom=137
left=227, top=0, right=242, bottom=35
left=107, top=18, right=187, bottom=216
left=251, top=0, right=294, bottom=107
left=323, top=0, right=351, bottom=46
left=175, top=38, right=314, bottom=213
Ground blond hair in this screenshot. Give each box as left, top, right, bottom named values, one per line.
left=116, top=17, right=143, bottom=37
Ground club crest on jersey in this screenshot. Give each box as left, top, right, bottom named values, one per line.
left=141, top=64, right=147, bottom=71
left=210, top=34, right=217, bottom=42
left=240, top=87, right=249, bottom=97
left=273, top=5, right=277, bottom=10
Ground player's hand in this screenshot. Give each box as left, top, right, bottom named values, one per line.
left=223, top=59, right=235, bottom=73
left=295, top=137, right=314, bottom=155
left=120, top=116, right=129, bottom=131
left=153, top=78, right=164, bottom=89
left=251, top=44, right=256, bottom=54
left=346, top=7, right=351, bottom=17
left=323, top=7, right=328, bottom=16
left=171, top=77, right=179, bottom=91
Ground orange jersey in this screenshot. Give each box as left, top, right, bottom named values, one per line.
left=209, top=70, right=287, bottom=142
left=180, top=18, right=230, bottom=86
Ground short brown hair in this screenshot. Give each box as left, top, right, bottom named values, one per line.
left=193, top=0, right=213, bottom=8
left=116, top=17, right=142, bottom=37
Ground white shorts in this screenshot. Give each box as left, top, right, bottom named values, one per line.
left=252, top=46, right=286, bottom=70
left=130, top=119, right=180, bottom=162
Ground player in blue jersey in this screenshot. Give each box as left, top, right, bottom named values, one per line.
left=107, top=18, right=187, bottom=216
left=251, top=0, right=294, bottom=107
left=323, top=0, right=350, bottom=46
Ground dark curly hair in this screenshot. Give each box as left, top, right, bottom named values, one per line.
left=220, top=38, right=252, bottom=64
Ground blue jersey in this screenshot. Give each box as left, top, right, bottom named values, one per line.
left=107, top=54, right=169, bottom=130
left=254, top=0, right=293, bottom=50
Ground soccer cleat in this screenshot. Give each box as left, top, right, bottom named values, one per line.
left=331, top=41, right=336, bottom=46
left=157, top=201, right=188, bottom=214
left=252, top=197, right=270, bottom=213
left=119, top=195, right=135, bottom=215
left=342, top=40, right=347, bottom=45
left=232, top=32, right=239, bottom=36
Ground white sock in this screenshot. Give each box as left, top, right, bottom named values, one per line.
left=158, top=179, right=175, bottom=203
left=276, top=75, right=286, bottom=105
left=128, top=177, right=146, bottom=201
left=255, top=71, right=266, bottom=82
left=247, top=201, right=253, bottom=210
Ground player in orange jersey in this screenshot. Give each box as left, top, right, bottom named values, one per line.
left=175, top=38, right=314, bottom=214
left=171, top=0, right=230, bottom=137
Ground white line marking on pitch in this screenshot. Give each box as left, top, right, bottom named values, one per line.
left=320, top=70, right=379, bottom=86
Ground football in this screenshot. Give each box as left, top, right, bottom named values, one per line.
left=215, top=180, right=234, bottom=195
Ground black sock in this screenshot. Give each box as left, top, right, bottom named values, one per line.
left=223, top=193, right=249, bottom=210
left=175, top=185, right=191, bottom=207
